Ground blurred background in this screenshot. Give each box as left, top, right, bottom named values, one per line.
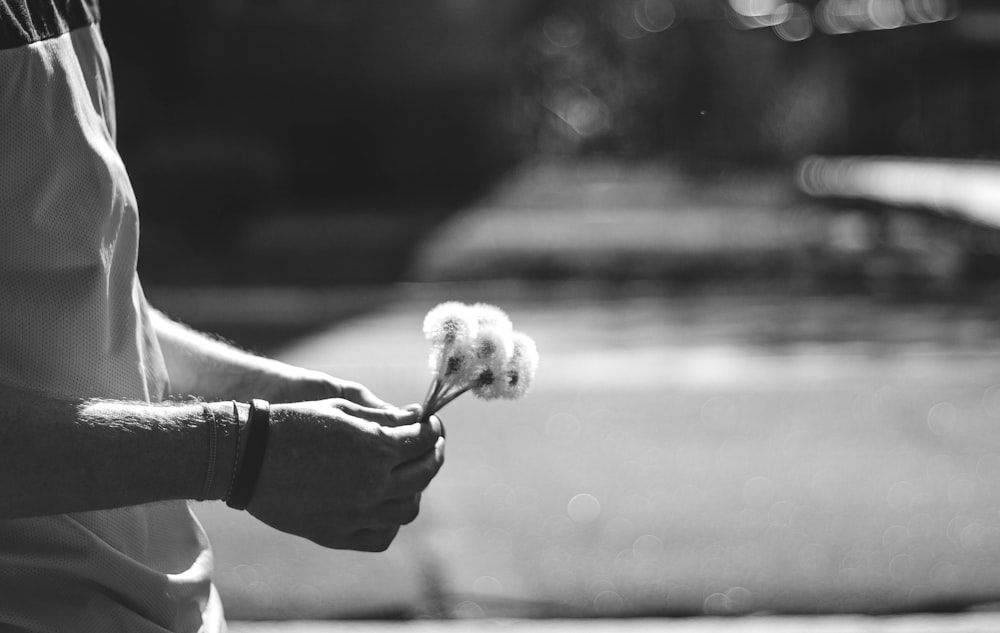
left=100, top=0, right=1000, bottom=625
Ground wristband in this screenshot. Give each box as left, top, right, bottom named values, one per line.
left=226, top=399, right=271, bottom=510
left=197, top=404, right=218, bottom=502
left=224, top=401, right=243, bottom=503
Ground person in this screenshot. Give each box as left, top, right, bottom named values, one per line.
left=0, top=0, right=446, bottom=630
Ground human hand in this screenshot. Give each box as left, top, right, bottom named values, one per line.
left=246, top=399, right=445, bottom=552
left=251, top=363, right=390, bottom=410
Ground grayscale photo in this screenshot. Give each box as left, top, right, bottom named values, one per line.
left=2, top=1, right=1000, bottom=632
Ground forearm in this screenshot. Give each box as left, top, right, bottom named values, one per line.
left=0, top=382, right=239, bottom=518
left=151, top=307, right=288, bottom=401
left=151, top=307, right=374, bottom=406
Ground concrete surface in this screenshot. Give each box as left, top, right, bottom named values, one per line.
left=228, top=612, right=1000, bottom=633
left=187, top=285, right=1000, bottom=621
left=157, top=161, right=1000, bottom=626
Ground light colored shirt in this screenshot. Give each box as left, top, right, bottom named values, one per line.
left=0, top=6, right=224, bottom=631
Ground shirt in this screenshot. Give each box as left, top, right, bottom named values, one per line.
left=0, top=1, right=224, bottom=630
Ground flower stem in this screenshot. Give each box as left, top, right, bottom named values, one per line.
left=423, top=378, right=440, bottom=412
left=428, top=385, right=472, bottom=415
left=422, top=379, right=449, bottom=423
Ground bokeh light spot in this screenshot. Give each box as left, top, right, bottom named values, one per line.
left=867, top=0, right=906, bottom=29
left=926, top=401, right=958, bottom=436
left=543, top=10, right=586, bottom=49
left=568, top=493, right=602, bottom=523
left=633, top=533, right=664, bottom=557
left=472, top=575, right=504, bottom=595
left=546, top=411, right=582, bottom=441
left=889, top=553, right=917, bottom=581
left=452, top=601, right=485, bottom=619
left=609, top=0, right=647, bottom=40
left=635, top=0, right=676, bottom=32
left=882, top=524, right=910, bottom=551
left=593, top=589, right=626, bottom=614
left=729, top=0, right=782, bottom=17
left=981, top=385, right=1000, bottom=417
left=703, top=592, right=734, bottom=615
left=773, top=3, right=814, bottom=41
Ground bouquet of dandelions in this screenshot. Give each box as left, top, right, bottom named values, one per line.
left=421, top=302, right=539, bottom=419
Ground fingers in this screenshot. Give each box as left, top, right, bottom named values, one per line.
left=252, top=396, right=445, bottom=554
left=350, top=526, right=401, bottom=553
left=391, top=435, right=445, bottom=495
left=312, top=526, right=401, bottom=552
left=384, top=412, right=444, bottom=462
left=378, top=497, right=422, bottom=526
left=344, top=383, right=392, bottom=410
left=330, top=399, right=420, bottom=427
left=319, top=399, right=443, bottom=464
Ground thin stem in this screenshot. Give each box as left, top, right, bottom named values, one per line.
left=422, top=379, right=449, bottom=423
left=429, top=375, right=463, bottom=408
left=428, top=380, right=466, bottom=412
left=428, top=385, right=472, bottom=415
left=422, top=378, right=440, bottom=412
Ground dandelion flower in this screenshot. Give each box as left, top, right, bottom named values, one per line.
left=429, top=340, right=475, bottom=386
left=499, top=331, right=539, bottom=399
left=471, top=302, right=512, bottom=334
left=472, top=323, right=513, bottom=364
left=469, top=324, right=514, bottom=401
left=419, top=302, right=537, bottom=416
left=423, top=302, right=478, bottom=347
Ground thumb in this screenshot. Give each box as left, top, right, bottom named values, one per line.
left=376, top=405, right=423, bottom=428
left=406, top=403, right=439, bottom=426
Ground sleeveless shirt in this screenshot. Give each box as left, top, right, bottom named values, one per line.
left=0, top=1, right=223, bottom=630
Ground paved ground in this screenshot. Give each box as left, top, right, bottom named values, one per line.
left=182, top=285, right=1000, bottom=624
left=151, top=161, right=1000, bottom=629
left=227, top=613, right=1000, bottom=633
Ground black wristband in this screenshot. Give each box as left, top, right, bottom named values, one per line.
left=226, top=399, right=270, bottom=510
left=196, top=404, right=218, bottom=502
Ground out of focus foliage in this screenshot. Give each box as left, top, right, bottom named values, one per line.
left=506, top=0, right=987, bottom=164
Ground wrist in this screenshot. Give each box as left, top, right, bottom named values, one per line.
left=202, top=401, right=248, bottom=501
left=225, top=398, right=271, bottom=510
left=246, top=363, right=337, bottom=405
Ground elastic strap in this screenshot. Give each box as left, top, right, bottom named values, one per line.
left=196, top=404, right=218, bottom=501
left=226, top=399, right=271, bottom=510
left=224, top=401, right=243, bottom=503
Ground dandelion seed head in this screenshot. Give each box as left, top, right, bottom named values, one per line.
left=428, top=347, right=443, bottom=374
left=472, top=367, right=505, bottom=400
left=498, top=331, right=539, bottom=399
left=511, top=331, right=539, bottom=367
left=478, top=368, right=495, bottom=385
left=500, top=368, right=525, bottom=399
left=421, top=303, right=537, bottom=409
left=473, top=324, right=514, bottom=363
left=469, top=326, right=513, bottom=401
left=424, top=302, right=478, bottom=347
left=430, top=340, right=475, bottom=387
left=446, top=355, right=465, bottom=375
left=478, top=338, right=496, bottom=358
left=472, top=303, right=513, bottom=333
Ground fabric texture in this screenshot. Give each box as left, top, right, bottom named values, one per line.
left=0, top=11, right=224, bottom=633
left=0, top=0, right=99, bottom=50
